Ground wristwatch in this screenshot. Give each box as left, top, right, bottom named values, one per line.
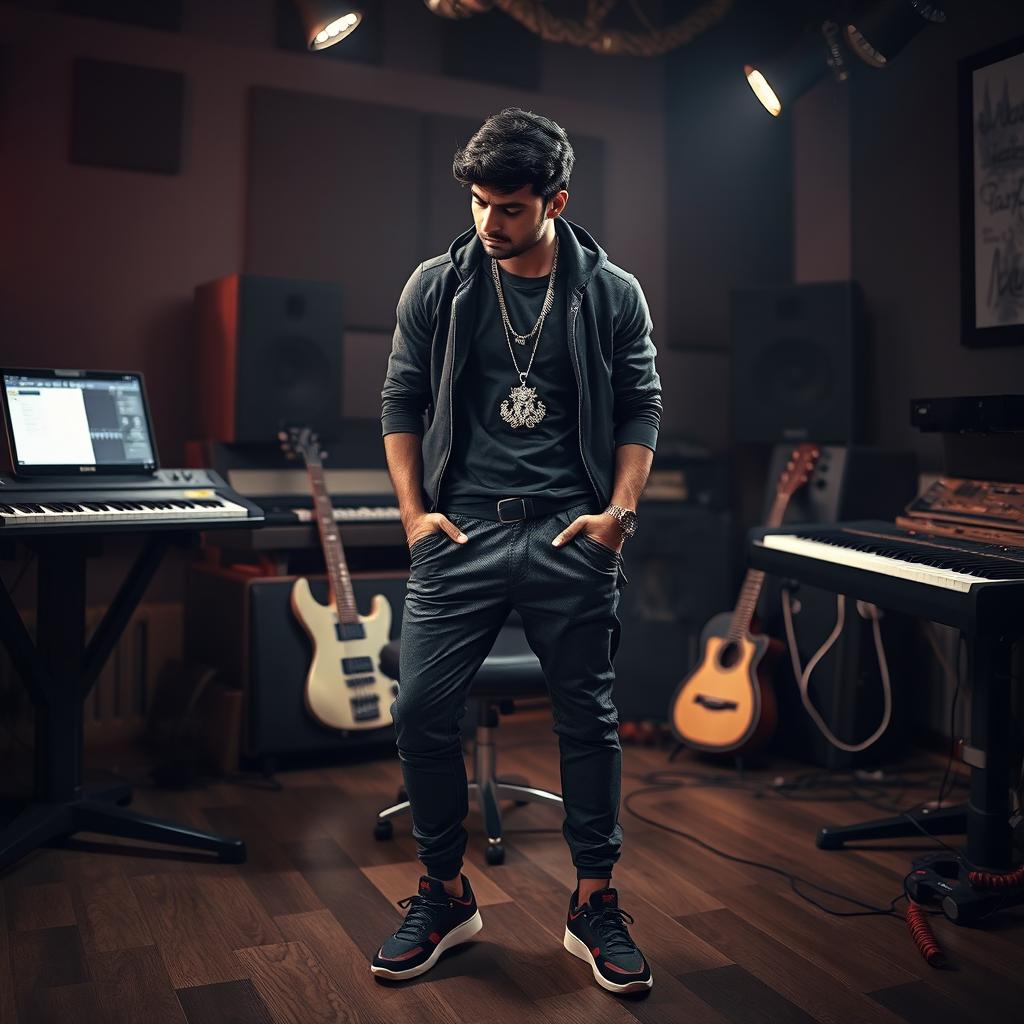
left=603, top=504, right=638, bottom=539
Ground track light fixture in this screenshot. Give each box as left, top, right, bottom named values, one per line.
left=293, top=0, right=362, bottom=51
left=745, top=1, right=945, bottom=117
left=845, top=0, right=946, bottom=69
left=745, top=20, right=847, bottom=118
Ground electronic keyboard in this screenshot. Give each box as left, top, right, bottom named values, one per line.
left=748, top=520, right=1024, bottom=631
left=0, top=468, right=263, bottom=535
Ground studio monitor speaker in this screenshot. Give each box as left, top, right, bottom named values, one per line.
left=193, top=274, right=343, bottom=443
left=731, top=281, right=864, bottom=444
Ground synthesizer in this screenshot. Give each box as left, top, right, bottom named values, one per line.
left=185, top=434, right=401, bottom=528
left=0, top=468, right=263, bottom=535
left=749, top=519, right=1024, bottom=632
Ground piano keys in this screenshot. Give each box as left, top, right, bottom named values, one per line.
left=749, top=520, right=1024, bottom=633
left=287, top=503, right=400, bottom=524
left=0, top=468, right=262, bottom=535
left=758, top=522, right=1024, bottom=593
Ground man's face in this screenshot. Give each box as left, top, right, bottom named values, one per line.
left=471, top=183, right=552, bottom=260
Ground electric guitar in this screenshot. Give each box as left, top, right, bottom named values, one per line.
left=669, top=444, right=821, bottom=754
left=280, top=426, right=397, bottom=732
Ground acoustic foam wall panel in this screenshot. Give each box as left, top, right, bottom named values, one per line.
left=70, top=58, right=184, bottom=175
left=245, top=87, right=607, bottom=329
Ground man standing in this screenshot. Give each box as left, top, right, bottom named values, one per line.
left=372, top=108, right=661, bottom=995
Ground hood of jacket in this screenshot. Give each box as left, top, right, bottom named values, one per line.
left=446, top=215, right=608, bottom=290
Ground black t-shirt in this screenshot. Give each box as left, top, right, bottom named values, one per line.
left=440, top=262, right=592, bottom=509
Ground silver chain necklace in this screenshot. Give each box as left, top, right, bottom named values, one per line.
left=490, top=236, right=558, bottom=429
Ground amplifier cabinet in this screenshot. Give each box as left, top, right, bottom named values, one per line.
left=613, top=502, right=735, bottom=722
left=185, top=565, right=410, bottom=762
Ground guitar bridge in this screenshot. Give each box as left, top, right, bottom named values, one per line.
left=694, top=694, right=739, bottom=712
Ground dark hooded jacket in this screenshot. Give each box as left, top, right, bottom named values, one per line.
left=380, top=216, right=662, bottom=512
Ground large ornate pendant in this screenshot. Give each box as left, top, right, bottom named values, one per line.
left=500, top=381, right=547, bottom=429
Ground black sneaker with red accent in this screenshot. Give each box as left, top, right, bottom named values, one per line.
left=371, top=873, right=482, bottom=980
left=563, top=885, right=653, bottom=993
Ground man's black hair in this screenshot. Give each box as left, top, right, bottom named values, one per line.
left=452, top=107, right=574, bottom=204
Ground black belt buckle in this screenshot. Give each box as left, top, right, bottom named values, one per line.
left=497, top=496, right=528, bottom=522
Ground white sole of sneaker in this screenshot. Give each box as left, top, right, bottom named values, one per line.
left=563, top=925, right=654, bottom=994
left=371, top=909, right=483, bottom=980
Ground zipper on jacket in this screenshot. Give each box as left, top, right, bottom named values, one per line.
left=433, top=290, right=460, bottom=511
left=569, top=286, right=601, bottom=508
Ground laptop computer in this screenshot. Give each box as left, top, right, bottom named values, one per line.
left=1, top=367, right=159, bottom=477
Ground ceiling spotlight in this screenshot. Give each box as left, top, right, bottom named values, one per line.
left=745, top=21, right=847, bottom=118
left=845, top=0, right=946, bottom=68
left=293, top=1, right=362, bottom=51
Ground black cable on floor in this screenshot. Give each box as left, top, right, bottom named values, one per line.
left=619, top=763, right=972, bottom=919
left=622, top=781, right=907, bottom=917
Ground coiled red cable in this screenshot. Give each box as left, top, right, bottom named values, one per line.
left=906, top=901, right=945, bottom=967
left=968, top=865, right=1024, bottom=888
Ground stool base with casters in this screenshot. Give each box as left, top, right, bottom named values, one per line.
left=374, top=697, right=564, bottom=865
left=373, top=616, right=562, bottom=866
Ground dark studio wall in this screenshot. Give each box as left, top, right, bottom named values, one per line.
left=665, top=0, right=1024, bottom=470
left=0, top=0, right=669, bottom=608
left=846, top=0, right=1024, bottom=467
left=0, top=0, right=669, bottom=467
left=665, top=1, right=798, bottom=455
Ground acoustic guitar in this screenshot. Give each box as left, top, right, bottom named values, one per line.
left=280, top=426, right=397, bottom=732
left=669, top=444, right=820, bottom=754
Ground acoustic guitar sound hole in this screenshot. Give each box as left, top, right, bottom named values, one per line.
left=717, top=642, right=741, bottom=669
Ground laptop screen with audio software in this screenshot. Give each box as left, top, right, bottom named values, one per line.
left=1, top=369, right=158, bottom=475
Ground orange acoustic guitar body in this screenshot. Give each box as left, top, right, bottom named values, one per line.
left=671, top=611, right=782, bottom=753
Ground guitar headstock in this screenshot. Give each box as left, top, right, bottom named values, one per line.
left=279, top=425, right=328, bottom=467
left=776, top=443, right=820, bottom=498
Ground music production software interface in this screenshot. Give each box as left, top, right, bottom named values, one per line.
left=3, top=374, right=156, bottom=468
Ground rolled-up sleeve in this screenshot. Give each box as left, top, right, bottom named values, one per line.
left=612, top=274, right=662, bottom=451
left=381, top=263, right=432, bottom=437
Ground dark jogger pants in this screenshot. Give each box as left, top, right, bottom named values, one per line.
left=390, top=499, right=628, bottom=882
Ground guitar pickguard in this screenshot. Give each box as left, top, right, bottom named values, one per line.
left=291, top=577, right=397, bottom=732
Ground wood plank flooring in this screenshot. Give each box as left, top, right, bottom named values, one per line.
left=1, top=709, right=1021, bottom=1023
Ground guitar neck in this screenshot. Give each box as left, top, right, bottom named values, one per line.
left=304, top=459, right=359, bottom=624
left=726, top=489, right=789, bottom=640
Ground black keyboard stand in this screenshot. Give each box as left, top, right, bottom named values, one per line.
left=818, top=804, right=966, bottom=848
left=814, top=628, right=1015, bottom=869
left=0, top=532, right=246, bottom=874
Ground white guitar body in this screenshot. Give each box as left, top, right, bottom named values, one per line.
left=290, top=577, right=397, bottom=731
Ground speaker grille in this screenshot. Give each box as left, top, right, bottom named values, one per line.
left=270, top=334, right=336, bottom=424
left=732, top=281, right=862, bottom=444
left=194, top=274, right=344, bottom=443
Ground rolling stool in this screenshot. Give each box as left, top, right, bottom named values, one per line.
left=373, top=610, right=562, bottom=865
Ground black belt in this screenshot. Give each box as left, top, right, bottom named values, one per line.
left=444, top=494, right=596, bottom=523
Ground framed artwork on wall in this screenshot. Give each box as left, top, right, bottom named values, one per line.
left=959, top=35, right=1024, bottom=347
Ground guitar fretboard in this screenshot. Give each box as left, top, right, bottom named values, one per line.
left=304, top=455, right=359, bottom=625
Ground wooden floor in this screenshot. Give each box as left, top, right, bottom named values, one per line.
left=1, top=710, right=1022, bottom=1024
